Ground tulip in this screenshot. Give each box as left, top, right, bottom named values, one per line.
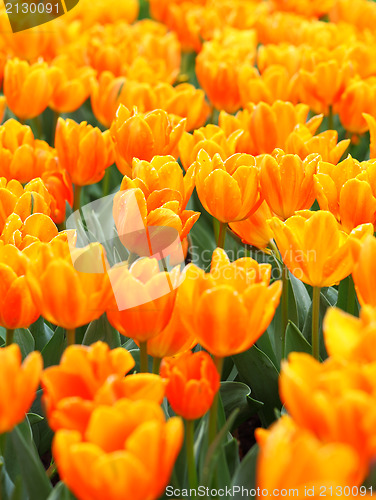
left=26, top=239, right=111, bottom=333
left=1, top=213, right=58, bottom=250
left=195, top=150, right=261, bottom=228
left=338, top=79, right=376, bottom=134
left=256, top=415, right=361, bottom=496
left=3, top=59, right=60, bottom=121
left=352, top=235, right=376, bottom=308
left=0, top=345, right=43, bottom=434
left=91, top=72, right=127, bottom=129
left=179, top=124, right=242, bottom=171
left=53, top=399, right=183, bottom=500
left=110, top=105, right=186, bottom=177
left=364, top=113, right=376, bottom=159
left=55, top=118, right=114, bottom=190
left=72, top=0, right=139, bottom=27
left=324, top=306, right=376, bottom=363
left=260, top=150, right=320, bottom=220
left=279, top=352, right=376, bottom=482
left=229, top=201, right=274, bottom=251
left=0, top=96, right=6, bottom=124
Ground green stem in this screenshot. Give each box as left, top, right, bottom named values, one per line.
left=46, top=461, right=57, bottom=479
left=185, top=419, right=198, bottom=489
left=208, top=356, right=224, bottom=444
left=312, top=287, right=321, bottom=360
left=139, top=341, right=149, bottom=373
left=281, top=263, right=289, bottom=360
left=346, top=276, right=356, bottom=316
left=152, top=357, right=161, bottom=375
left=66, top=329, right=76, bottom=347
left=102, top=168, right=111, bottom=197
left=73, top=185, right=82, bottom=213
left=216, top=222, right=227, bottom=249
left=327, top=105, right=334, bottom=130
left=5, top=329, right=14, bottom=346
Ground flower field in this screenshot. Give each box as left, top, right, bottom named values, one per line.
left=1, top=0, right=376, bottom=498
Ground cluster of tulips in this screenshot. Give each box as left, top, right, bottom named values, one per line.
left=2, top=0, right=376, bottom=499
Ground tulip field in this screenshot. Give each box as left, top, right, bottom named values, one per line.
left=2, top=0, right=376, bottom=498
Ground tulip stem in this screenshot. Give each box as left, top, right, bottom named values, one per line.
left=185, top=419, right=198, bottom=489
left=73, top=185, right=82, bottom=213
left=139, top=342, right=149, bottom=373
left=5, top=329, right=14, bottom=346
left=216, top=222, right=227, bottom=249
left=281, top=263, right=289, bottom=360
left=152, top=357, right=161, bottom=375
left=102, top=168, right=111, bottom=197
left=346, top=276, right=356, bottom=316
left=208, top=356, right=224, bottom=444
left=66, top=329, right=76, bottom=347
left=328, top=106, right=334, bottom=130
left=312, top=287, right=321, bottom=360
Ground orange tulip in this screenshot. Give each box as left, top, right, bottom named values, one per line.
left=26, top=239, right=111, bottom=330
left=1, top=213, right=58, bottom=250
left=70, top=0, right=139, bottom=27
left=3, top=59, right=60, bottom=121
left=177, top=249, right=282, bottom=357
left=0, top=96, right=6, bottom=124
left=338, top=79, right=376, bottom=135
left=314, top=156, right=376, bottom=233
left=260, top=150, right=320, bottom=220
left=195, top=150, right=261, bottom=223
left=110, top=105, right=186, bottom=177
left=90, top=72, right=127, bottom=129
left=256, top=415, right=361, bottom=497
left=364, top=113, right=376, bottom=159
left=55, top=118, right=114, bottom=187
left=53, top=399, right=183, bottom=500
left=219, top=101, right=315, bottom=156
left=324, top=306, right=376, bottom=364
left=42, top=341, right=164, bottom=433
left=41, top=169, right=74, bottom=225
left=279, top=352, right=376, bottom=480
left=270, top=0, right=335, bottom=17
left=0, top=345, right=43, bottom=434
left=352, top=234, right=376, bottom=308
left=106, top=257, right=180, bottom=343
left=179, top=124, right=242, bottom=171
left=160, top=351, right=220, bottom=420
left=229, top=201, right=274, bottom=251
left=269, top=210, right=373, bottom=287
left=0, top=245, right=39, bottom=330
left=49, top=56, right=96, bottom=114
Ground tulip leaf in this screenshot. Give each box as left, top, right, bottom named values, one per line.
left=82, top=314, right=121, bottom=348
left=29, top=317, right=54, bottom=352
left=231, top=444, right=259, bottom=499
left=29, top=389, right=54, bottom=456
left=285, top=321, right=312, bottom=357
left=41, top=327, right=66, bottom=368
left=337, top=276, right=359, bottom=316
left=26, top=413, right=44, bottom=425
left=233, top=345, right=281, bottom=427
left=5, top=423, right=52, bottom=500
left=47, top=482, right=77, bottom=500
left=289, top=273, right=311, bottom=329
left=220, top=381, right=263, bottom=430
left=13, top=329, right=35, bottom=359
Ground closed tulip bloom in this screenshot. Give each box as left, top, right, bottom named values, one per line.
left=0, top=245, right=39, bottom=330
left=338, top=79, right=376, bottom=134
left=91, top=72, right=127, bottom=129
left=106, top=258, right=181, bottom=343
left=160, top=351, right=220, bottom=420
left=177, top=249, right=282, bottom=357
left=280, top=352, right=376, bottom=480
left=0, top=96, right=6, bottom=124
left=26, top=239, right=111, bottom=330
left=53, top=399, right=183, bottom=500
left=352, top=235, right=376, bottom=308
left=195, top=150, right=261, bottom=223
left=364, top=113, right=376, bottom=159
left=270, top=210, right=373, bottom=287
left=256, top=415, right=361, bottom=496
left=0, top=345, right=43, bottom=434
left=229, top=201, right=274, bottom=251
left=4, top=59, right=59, bottom=121
left=179, top=124, right=242, bottom=171
left=314, top=156, right=376, bottom=233
left=110, top=104, right=186, bottom=177
left=55, top=118, right=114, bottom=186
left=49, top=56, right=96, bottom=114
left=324, top=306, right=376, bottom=363
left=260, top=150, right=320, bottom=220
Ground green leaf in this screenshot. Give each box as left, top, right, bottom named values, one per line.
left=27, top=413, right=44, bottom=425
left=29, top=317, right=54, bottom=352
left=13, top=329, right=35, bottom=359
left=47, top=483, right=77, bottom=500
left=233, top=345, right=281, bottom=427
left=285, top=321, right=312, bottom=357
left=41, top=328, right=66, bottom=368
left=289, top=274, right=311, bottom=330
left=220, top=381, right=263, bottom=430
left=231, top=444, right=259, bottom=499
left=29, top=389, right=54, bottom=456
left=82, top=314, right=121, bottom=348
left=337, top=276, right=359, bottom=316
left=5, top=424, right=52, bottom=500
